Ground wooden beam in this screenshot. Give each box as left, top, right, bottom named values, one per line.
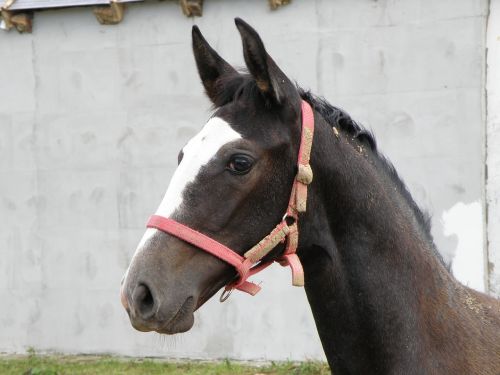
left=93, top=0, right=125, bottom=25
left=180, top=0, right=203, bottom=17
left=269, top=0, right=291, bottom=11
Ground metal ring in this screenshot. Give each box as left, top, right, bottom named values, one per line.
left=219, top=288, right=233, bottom=303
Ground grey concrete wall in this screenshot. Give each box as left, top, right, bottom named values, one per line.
left=0, top=0, right=490, bottom=361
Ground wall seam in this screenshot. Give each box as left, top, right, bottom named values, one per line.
left=484, top=0, right=492, bottom=294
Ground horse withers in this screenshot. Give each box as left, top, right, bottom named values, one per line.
left=120, top=19, right=500, bottom=374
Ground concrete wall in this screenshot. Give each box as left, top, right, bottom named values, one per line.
left=487, top=0, right=500, bottom=297
left=0, top=0, right=490, bottom=361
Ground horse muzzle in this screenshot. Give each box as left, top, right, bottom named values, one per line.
left=121, top=278, right=196, bottom=334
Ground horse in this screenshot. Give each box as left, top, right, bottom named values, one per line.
left=120, top=18, right=500, bottom=374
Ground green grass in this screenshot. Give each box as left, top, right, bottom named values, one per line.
left=0, top=353, right=330, bottom=375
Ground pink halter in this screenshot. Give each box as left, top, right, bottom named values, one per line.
left=147, top=100, right=315, bottom=300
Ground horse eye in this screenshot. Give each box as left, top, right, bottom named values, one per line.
left=227, top=154, right=253, bottom=175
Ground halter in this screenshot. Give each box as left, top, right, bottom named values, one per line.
left=147, top=100, right=314, bottom=300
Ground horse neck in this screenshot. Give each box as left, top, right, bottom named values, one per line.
left=299, top=113, right=463, bottom=373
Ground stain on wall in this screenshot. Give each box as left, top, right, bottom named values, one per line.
left=442, top=201, right=485, bottom=291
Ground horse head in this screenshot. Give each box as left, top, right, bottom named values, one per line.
left=120, top=19, right=306, bottom=334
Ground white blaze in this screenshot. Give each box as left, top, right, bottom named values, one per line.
left=127, top=117, right=242, bottom=267
left=156, top=117, right=242, bottom=218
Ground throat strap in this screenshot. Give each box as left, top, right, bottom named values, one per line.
left=147, top=100, right=315, bottom=297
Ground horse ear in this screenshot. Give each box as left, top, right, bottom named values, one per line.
left=234, top=18, right=294, bottom=105
left=192, top=25, right=238, bottom=105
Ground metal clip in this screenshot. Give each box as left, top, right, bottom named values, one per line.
left=219, top=287, right=233, bottom=303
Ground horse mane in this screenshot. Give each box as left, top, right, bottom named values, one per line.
left=299, top=89, right=446, bottom=266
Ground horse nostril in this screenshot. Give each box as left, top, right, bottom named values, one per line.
left=132, top=283, right=156, bottom=320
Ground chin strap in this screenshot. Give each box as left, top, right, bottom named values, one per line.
left=146, top=100, right=315, bottom=299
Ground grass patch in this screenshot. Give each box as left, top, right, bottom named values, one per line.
left=0, top=354, right=330, bottom=375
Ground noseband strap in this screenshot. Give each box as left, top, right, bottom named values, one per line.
left=147, top=100, right=315, bottom=297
